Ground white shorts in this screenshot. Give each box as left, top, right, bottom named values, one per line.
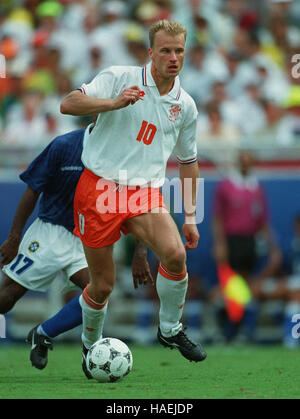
left=2, top=218, right=88, bottom=293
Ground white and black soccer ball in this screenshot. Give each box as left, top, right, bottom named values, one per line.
left=86, top=337, right=133, bottom=383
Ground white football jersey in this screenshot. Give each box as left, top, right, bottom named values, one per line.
left=79, top=62, right=198, bottom=187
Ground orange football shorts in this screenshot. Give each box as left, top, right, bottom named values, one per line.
left=73, top=168, right=167, bottom=248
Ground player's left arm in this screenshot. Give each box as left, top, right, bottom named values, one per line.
left=0, top=187, right=40, bottom=266
left=131, top=240, right=153, bottom=290
left=179, top=161, right=200, bottom=250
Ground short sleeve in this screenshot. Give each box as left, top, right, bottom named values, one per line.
left=20, top=142, right=60, bottom=193
left=174, top=98, right=198, bottom=164
left=79, top=67, right=118, bottom=99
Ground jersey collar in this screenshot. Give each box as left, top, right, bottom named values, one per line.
left=142, top=62, right=181, bottom=101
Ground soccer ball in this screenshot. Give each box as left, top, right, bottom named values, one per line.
left=86, top=337, right=133, bottom=383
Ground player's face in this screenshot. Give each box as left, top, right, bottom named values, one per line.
left=149, top=30, right=185, bottom=80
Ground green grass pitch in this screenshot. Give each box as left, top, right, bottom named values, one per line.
left=0, top=343, right=299, bottom=399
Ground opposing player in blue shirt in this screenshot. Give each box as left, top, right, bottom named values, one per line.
left=0, top=126, right=152, bottom=371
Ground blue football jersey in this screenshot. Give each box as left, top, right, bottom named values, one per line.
left=20, top=129, right=86, bottom=233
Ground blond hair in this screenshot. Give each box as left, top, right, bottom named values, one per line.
left=149, top=20, right=187, bottom=48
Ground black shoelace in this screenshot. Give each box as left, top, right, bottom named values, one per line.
left=177, top=330, right=197, bottom=349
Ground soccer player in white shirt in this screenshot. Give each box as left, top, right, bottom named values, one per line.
left=61, top=20, right=207, bottom=373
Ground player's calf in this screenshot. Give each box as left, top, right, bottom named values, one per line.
left=161, top=246, right=186, bottom=274
left=0, top=275, right=27, bottom=314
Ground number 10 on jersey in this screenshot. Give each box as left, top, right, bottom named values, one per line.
left=136, top=120, right=157, bottom=145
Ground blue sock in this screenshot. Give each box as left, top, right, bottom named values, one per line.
left=40, top=295, right=82, bottom=338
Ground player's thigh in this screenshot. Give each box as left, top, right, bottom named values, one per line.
left=124, top=211, right=186, bottom=266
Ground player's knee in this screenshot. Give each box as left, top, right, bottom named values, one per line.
left=98, top=283, right=114, bottom=299
left=163, top=245, right=186, bottom=273
left=89, top=280, right=114, bottom=303
left=0, top=277, right=27, bottom=314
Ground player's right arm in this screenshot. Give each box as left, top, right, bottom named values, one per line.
left=0, top=187, right=39, bottom=266
left=60, top=86, right=141, bottom=116
left=131, top=240, right=153, bottom=290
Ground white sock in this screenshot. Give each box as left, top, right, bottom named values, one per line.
left=79, top=288, right=108, bottom=349
left=156, top=263, right=188, bottom=337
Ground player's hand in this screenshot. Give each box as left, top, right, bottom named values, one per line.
left=0, top=235, right=20, bottom=266
left=131, top=249, right=154, bottom=290
left=182, top=223, right=199, bottom=250
left=112, top=85, right=141, bottom=110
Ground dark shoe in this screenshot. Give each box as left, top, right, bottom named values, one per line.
left=82, top=344, right=93, bottom=379
left=157, top=325, right=207, bottom=362
left=26, top=326, right=53, bottom=370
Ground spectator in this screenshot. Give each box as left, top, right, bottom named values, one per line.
left=253, top=55, right=290, bottom=104
left=34, top=0, right=88, bottom=73
left=72, top=46, right=104, bottom=88
left=224, top=49, right=258, bottom=99
left=2, top=89, right=51, bottom=148
left=134, top=0, right=172, bottom=28
left=180, top=44, right=214, bottom=105
left=260, top=16, right=300, bottom=69
left=276, top=85, right=300, bottom=147
left=124, top=24, right=149, bottom=66
left=202, top=0, right=247, bottom=49
left=235, top=82, right=266, bottom=136
left=43, top=71, right=79, bottom=134
left=254, top=99, right=284, bottom=147
left=196, top=101, right=241, bottom=167
left=89, top=0, right=134, bottom=68
left=209, top=80, right=241, bottom=127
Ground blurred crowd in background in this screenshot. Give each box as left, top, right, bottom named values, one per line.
left=0, top=0, right=300, bottom=167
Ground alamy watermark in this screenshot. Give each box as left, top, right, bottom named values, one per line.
left=291, top=314, right=300, bottom=339
left=92, top=172, right=204, bottom=224
left=0, top=314, right=5, bottom=338
left=0, top=54, right=6, bottom=79
left=291, top=54, right=300, bottom=79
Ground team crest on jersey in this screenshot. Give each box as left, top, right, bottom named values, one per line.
left=28, top=241, right=40, bottom=253
left=139, top=91, right=145, bottom=100
left=168, top=104, right=181, bottom=122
